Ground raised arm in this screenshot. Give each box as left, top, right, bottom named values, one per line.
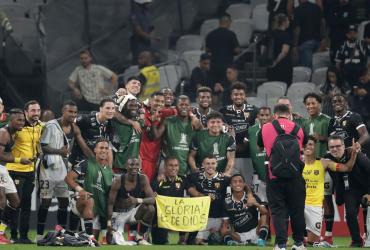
left=73, top=124, right=94, bottom=158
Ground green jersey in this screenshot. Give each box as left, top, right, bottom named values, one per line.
left=163, top=116, right=193, bottom=175
left=248, top=123, right=267, bottom=181
left=302, top=113, right=331, bottom=157
left=112, top=121, right=141, bottom=169
left=190, top=130, right=236, bottom=172
left=84, top=158, right=113, bottom=218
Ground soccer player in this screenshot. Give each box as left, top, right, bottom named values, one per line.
left=65, top=138, right=113, bottom=244
left=112, top=94, right=142, bottom=173
left=219, top=82, right=258, bottom=186
left=192, top=87, right=214, bottom=128
left=151, top=95, right=202, bottom=176
left=302, top=136, right=359, bottom=246
left=301, top=92, right=334, bottom=243
left=107, top=158, right=155, bottom=245
left=188, top=111, right=236, bottom=175
left=36, top=101, right=93, bottom=240
left=6, top=100, right=43, bottom=243
left=221, top=174, right=269, bottom=246
left=0, top=109, right=27, bottom=244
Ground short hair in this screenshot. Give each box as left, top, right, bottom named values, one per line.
left=9, top=108, right=24, bottom=116
left=230, top=82, right=247, bottom=93
left=150, top=91, right=164, bottom=98
left=303, top=92, right=322, bottom=104
left=200, top=53, right=211, bottom=61
left=328, top=135, right=344, bottom=143
left=206, top=111, right=224, bottom=122
left=227, top=64, right=238, bottom=71
left=94, top=137, right=109, bottom=147
left=306, top=135, right=317, bottom=143
left=273, top=103, right=290, bottom=115
left=164, top=156, right=179, bottom=165
left=197, top=86, right=212, bottom=97
left=126, top=76, right=141, bottom=84
left=80, top=48, right=91, bottom=55
left=332, top=93, right=347, bottom=100
left=277, top=96, right=291, bottom=103
left=230, top=173, right=245, bottom=182
left=24, top=100, right=40, bottom=111
left=203, top=155, right=217, bottom=161
left=258, top=106, right=271, bottom=113
left=176, top=95, right=190, bottom=105
left=100, top=98, right=115, bottom=108
left=62, top=100, right=77, bottom=110
left=219, top=13, right=231, bottom=22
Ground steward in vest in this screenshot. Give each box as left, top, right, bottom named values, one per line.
left=138, top=51, right=160, bottom=101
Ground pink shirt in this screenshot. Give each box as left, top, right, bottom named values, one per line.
left=261, top=118, right=305, bottom=179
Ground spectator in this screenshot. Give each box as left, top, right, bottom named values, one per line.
left=293, top=0, right=326, bottom=68
left=206, top=14, right=240, bottom=83
left=6, top=100, right=43, bottom=243
left=192, top=87, right=214, bottom=128
left=267, top=0, right=294, bottom=30
left=267, top=14, right=293, bottom=86
left=326, top=0, right=355, bottom=63
left=258, top=104, right=306, bottom=250
left=317, top=66, right=349, bottom=117
left=137, top=51, right=160, bottom=101
left=188, top=112, right=236, bottom=175
left=335, top=24, right=370, bottom=87
left=0, top=98, right=9, bottom=128
left=188, top=53, right=212, bottom=101
left=351, top=68, right=370, bottom=128
left=68, top=49, right=118, bottom=111
left=325, top=135, right=370, bottom=247
left=220, top=82, right=258, bottom=186
left=221, top=65, right=241, bottom=105
left=130, top=0, right=159, bottom=63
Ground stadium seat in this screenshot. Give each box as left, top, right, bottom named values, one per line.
left=197, top=0, right=222, bottom=16
left=287, top=82, right=316, bottom=100
left=291, top=100, right=307, bottom=118
left=159, top=64, right=182, bottom=91
left=262, top=81, right=287, bottom=94
left=252, top=4, right=269, bottom=32
left=257, top=84, right=285, bottom=105
left=200, top=19, right=218, bottom=38
left=175, top=35, right=203, bottom=54
left=250, top=0, right=268, bottom=8
left=226, top=3, right=252, bottom=20
left=358, top=20, right=370, bottom=40
left=180, top=50, right=203, bottom=77
left=246, top=96, right=262, bottom=107
left=230, top=19, right=253, bottom=47
left=293, top=66, right=312, bottom=83
left=0, top=3, right=29, bottom=18
left=312, top=51, right=330, bottom=70
left=122, top=65, right=139, bottom=83
left=311, top=67, right=327, bottom=86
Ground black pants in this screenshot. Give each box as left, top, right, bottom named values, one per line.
left=343, top=188, right=366, bottom=243
left=8, top=171, right=35, bottom=239
left=267, top=177, right=306, bottom=246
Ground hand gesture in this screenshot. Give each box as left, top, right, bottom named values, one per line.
left=127, top=194, right=138, bottom=206
left=115, top=88, right=127, bottom=97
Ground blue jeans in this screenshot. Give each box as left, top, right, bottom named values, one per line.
left=299, top=40, right=320, bottom=68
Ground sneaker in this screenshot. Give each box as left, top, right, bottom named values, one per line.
left=0, top=234, right=11, bottom=244
left=323, top=236, right=333, bottom=245
left=257, top=238, right=266, bottom=246
left=291, top=243, right=307, bottom=250
left=16, top=237, right=33, bottom=244
left=10, top=236, right=18, bottom=244
left=313, top=241, right=334, bottom=248
left=274, top=245, right=286, bottom=250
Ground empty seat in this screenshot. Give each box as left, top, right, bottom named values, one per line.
left=287, top=82, right=316, bottom=100
left=122, top=65, right=139, bottom=83
left=246, top=96, right=262, bottom=107
left=257, top=84, right=285, bottom=105
left=252, top=4, right=269, bottom=32
left=0, top=3, right=29, bottom=18
left=230, top=19, right=253, bottom=47
left=250, top=0, right=268, bottom=8
left=197, top=0, right=222, bottom=16
left=175, top=35, right=203, bottom=54
left=200, top=19, right=218, bottom=38
left=312, top=51, right=330, bottom=70
left=159, top=64, right=182, bottom=91
left=293, top=66, right=312, bottom=83
left=311, top=67, right=327, bottom=86
left=180, top=50, right=204, bottom=77
left=226, top=3, right=252, bottom=19
left=262, top=81, right=287, bottom=94
left=291, top=100, right=307, bottom=118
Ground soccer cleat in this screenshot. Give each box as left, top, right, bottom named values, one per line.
left=291, top=243, right=307, bottom=250
left=323, top=236, right=333, bottom=245
left=257, top=238, right=266, bottom=246
left=0, top=234, right=11, bottom=244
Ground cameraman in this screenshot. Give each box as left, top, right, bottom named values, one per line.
left=325, top=135, right=370, bottom=247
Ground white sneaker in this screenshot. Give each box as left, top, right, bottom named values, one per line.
left=291, top=244, right=307, bottom=250
left=313, top=241, right=334, bottom=248
left=137, top=239, right=151, bottom=245
left=274, top=245, right=287, bottom=250
left=113, top=231, right=137, bottom=246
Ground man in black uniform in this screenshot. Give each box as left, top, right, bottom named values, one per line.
left=221, top=174, right=269, bottom=246
left=219, top=82, right=258, bottom=186
left=107, top=158, right=155, bottom=245
left=151, top=156, right=188, bottom=245
left=0, top=109, right=27, bottom=244
left=192, top=87, right=214, bottom=128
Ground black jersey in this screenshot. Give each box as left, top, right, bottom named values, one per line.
left=328, top=111, right=365, bottom=147
left=76, top=112, right=113, bottom=149
left=72, top=160, right=88, bottom=187
left=192, top=107, right=213, bottom=128
left=118, top=174, right=144, bottom=199
left=151, top=175, right=188, bottom=197
left=224, top=193, right=261, bottom=233
left=219, top=103, right=258, bottom=157
left=188, top=172, right=229, bottom=218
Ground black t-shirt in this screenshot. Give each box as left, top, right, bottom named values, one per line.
left=151, top=175, right=188, bottom=197
left=192, top=107, right=214, bottom=128
left=76, top=112, right=113, bottom=149
left=219, top=103, right=258, bottom=157
left=188, top=172, right=229, bottom=218
left=224, top=193, right=261, bottom=233
left=328, top=111, right=365, bottom=147
left=190, top=67, right=212, bottom=89
left=294, top=1, right=323, bottom=44
left=272, top=29, right=292, bottom=67
left=205, top=27, right=239, bottom=70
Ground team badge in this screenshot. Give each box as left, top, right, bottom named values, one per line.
left=175, top=182, right=180, bottom=189
left=342, top=120, right=347, bottom=127
left=244, top=112, right=250, bottom=119
left=214, top=182, right=220, bottom=189
left=314, top=170, right=319, bottom=175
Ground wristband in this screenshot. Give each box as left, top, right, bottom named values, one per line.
left=14, top=158, right=21, bottom=163
left=107, top=220, right=112, bottom=227
left=137, top=198, right=143, bottom=204
left=75, top=186, right=83, bottom=192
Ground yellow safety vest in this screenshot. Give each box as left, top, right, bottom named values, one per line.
left=140, top=65, right=160, bottom=101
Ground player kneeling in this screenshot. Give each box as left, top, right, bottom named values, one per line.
left=221, top=174, right=269, bottom=246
